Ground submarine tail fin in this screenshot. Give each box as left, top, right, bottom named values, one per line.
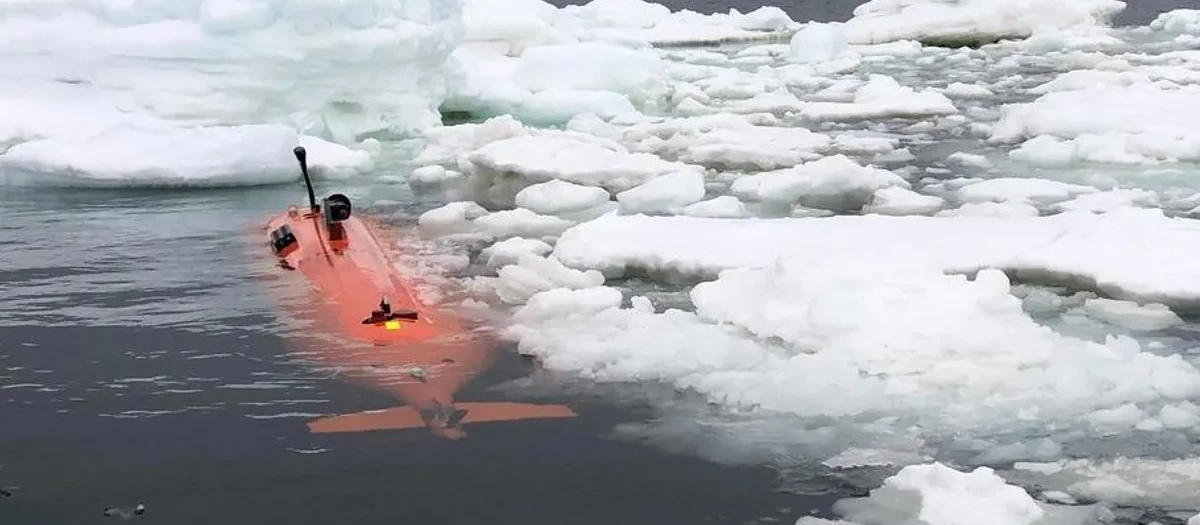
left=306, top=402, right=577, bottom=434
left=308, top=406, right=428, bottom=433
left=453, top=402, right=577, bottom=425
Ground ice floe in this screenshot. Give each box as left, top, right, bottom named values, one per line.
left=843, top=0, right=1126, bottom=47
left=503, top=247, right=1200, bottom=468
left=992, top=83, right=1200, bottom=165
left=0, top=123, right=370, bottom=187
left=552, top=210, right=1200, bottom=308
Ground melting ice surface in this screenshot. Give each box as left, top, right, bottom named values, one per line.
left=7, top=0, right=1200, bottom=522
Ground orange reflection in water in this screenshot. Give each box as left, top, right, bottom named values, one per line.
left=254, top=201, right=576, bottom=440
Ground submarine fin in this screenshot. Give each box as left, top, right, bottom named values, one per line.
left=306, top=402, right=577, bottom=434
left=451, top=402, right=577, bottom=425
left=307, top=407, right=427, bottom=433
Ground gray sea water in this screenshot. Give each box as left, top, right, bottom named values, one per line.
left=0, top=184, right=840, bottom=524
left=548, top=0, right=1197, bottom=27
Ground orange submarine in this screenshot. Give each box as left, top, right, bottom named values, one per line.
left=258, top=146, right=576, bottom=439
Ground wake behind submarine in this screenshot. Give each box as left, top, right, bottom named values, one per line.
left=259, top=146, right=576, bottom=439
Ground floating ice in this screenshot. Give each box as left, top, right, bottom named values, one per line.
left=1083, top=298, right=1184, bottom=331
left=642, top=125, right=832, bottom=171
left=833, top=463, right=1044, bottom=525
left=466, top=132, right=695, bottom=194
left=0, top=0, right=466, bottom=142
left=863, top=187, right=947, bottom=216
left=797, top=75, right=958, bottom=122
left=842, top=0, right=1126, bottom=47
left=515, top=179, right=613, bottom=216
left=418, top=201, right=490, bottom=235
left=682, top=196, right=752, bottom=218
left=461, top=0, right=567, bottom=55
left=729, top=155, right=910, bottom=212
left=788, top=22, right=850, bottom=64
left=516, top=41, right=666, bottom=99
left=447, top=0, right=804, bottom=122
left=491, top=254, right=606, bottom=305
left=616, top=168, right=707, bottom=215
left=954, top=178, right=1096, bottom=205
left=445, top=40, right=665, bottom=125
left=620, top=113, right=832, bottom=171
left=992, top=83, right=1200, bottom=165
left=0, top=123, right=370, bottom=187
left=506, top=247, right=1200, bottom=460
left=479, top=237, right=554, bottom=270
left=414, top=114, right=528, bottom=168
left=552, top=210, right=1200, bottom=308
left=940, top=82, right=996, bottom=99
left=947, top=152, right=993, bottom=169
left=559, top=0, right=799, bottom=47
left=936, top=201, right=1041, bottom=218
left=408, top=165, right=464, bottom=187
left=1150, top=9, right=1200, bottom=36
left=420, top=204, right=576, bottom=242
left=473, top=208, right=577, bottom=240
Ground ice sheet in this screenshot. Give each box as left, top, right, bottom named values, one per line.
left=797, top=75, right=958, bottom=122
left=0, top=123, right=370, bottom=187
left=505, top=248, right=1200, bottom=462
left=444, top=41, right=664, bottom=125
left=833, top=463, right=1045, bottom=525
left=0, top=0, right=465, bottom=142
left=843, top=0, right=1126, bottom=46
left=446, top=0, right=802, bottom=122
left=729, top=155, right=909, bottom=212
left=552, top=210, right=1200, bottom=308
left=466, top=132, right=696, bottom=193
left=560, top=0, right=799, bottom=47
left=991, top=83, right=1200, bottom=165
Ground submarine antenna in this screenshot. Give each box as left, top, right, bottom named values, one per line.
left=293, top=146, right=319, bottom=212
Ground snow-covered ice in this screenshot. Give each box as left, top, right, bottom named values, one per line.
left=0, top=0, right=470, bottom=186
left=503, top=247, right=1200, bottom=473
left=863, top=186, right=946, bottom=215
left=467, top=132, right=696, bottom=194
left=843, top=0, right=1126, bottom=46
left=833, top=463, right=1045, bottom=525
left=552, top=210, right=1200, bottom=307
left=992, top=84, right=1200, bottom=165
left=515, top=179, right=613, bottom=216
left=0, top=0, right=465, bottom=142
left=730, top=155, right=909, bottom=212
left=797, top=75, right=958, bottom=122
left=0, top=123, right=371, bottom=187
